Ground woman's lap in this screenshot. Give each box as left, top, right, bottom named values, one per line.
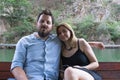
left=72, top=67, right=102, bottom=80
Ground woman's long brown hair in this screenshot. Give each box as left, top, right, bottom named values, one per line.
left=56, top=23, right=78, bottom=49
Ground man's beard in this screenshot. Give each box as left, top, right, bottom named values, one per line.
left=38, top=31, right=50, bottom=38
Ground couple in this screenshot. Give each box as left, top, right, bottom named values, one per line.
left=11, top=9, right=104, bottom=80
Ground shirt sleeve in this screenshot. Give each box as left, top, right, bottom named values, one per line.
left=11, top=37, right=27, bottom=71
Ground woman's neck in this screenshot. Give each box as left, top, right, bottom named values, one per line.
left=64, top=42, right=72, bottom=50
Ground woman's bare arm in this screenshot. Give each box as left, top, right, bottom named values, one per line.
left=88, top=42, right=105, bottom=49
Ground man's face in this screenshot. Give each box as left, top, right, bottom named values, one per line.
left=36, top=14, right=53, bottom=38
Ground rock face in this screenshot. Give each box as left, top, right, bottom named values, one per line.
left=0, top=0, right=120, bottom=44
left=0, top=17, right=10, bottom=43
left=0, top=19, right=6, bottom=36
left=0, top=17, right=10, bottom=36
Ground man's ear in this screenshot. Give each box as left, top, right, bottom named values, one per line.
left=34, top=22, right=38, bottom=28
left=52, top=24, right=55, bottom=29
left=35, top=21, right=38, bottom=25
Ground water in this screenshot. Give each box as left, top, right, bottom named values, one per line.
left=0, top=49, right=15, bottom=62
left=94, top=48, right=120, bottom=62
left=0, top=48, right=120, bottom=62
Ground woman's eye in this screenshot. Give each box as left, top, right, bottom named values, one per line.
left=58, top=32, right=61, bottom=35
left=63, top=30, right=67, bottom=33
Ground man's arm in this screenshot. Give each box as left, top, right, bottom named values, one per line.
left=11, top=67, right=28, bottom=80
left=88, top=42, right=105, bottom=49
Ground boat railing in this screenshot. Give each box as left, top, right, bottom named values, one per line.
left=1, top=44, right=120, bottom=49
left=0, top=44, right=16, bottom=49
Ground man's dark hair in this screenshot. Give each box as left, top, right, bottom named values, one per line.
left=37, top=9, right=54, bottom=24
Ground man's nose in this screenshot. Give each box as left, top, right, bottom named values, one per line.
left=43, top=22, right=47, bottom=26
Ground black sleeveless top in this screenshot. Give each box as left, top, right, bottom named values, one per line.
left=61, top=40, right=90, bottom=67
left=61, top=40, right=102, bottom=80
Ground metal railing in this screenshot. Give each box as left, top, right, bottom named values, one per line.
left=0, top=44, right=120, bottom=48
left=0, top=44, right=16, bottom=47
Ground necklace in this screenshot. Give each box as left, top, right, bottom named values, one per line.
left=65, top=47, right=72, bottom=51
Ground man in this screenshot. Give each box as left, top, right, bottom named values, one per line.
left=11, top=9, right=61, bottom=80
left=11, top=9, right=104, bottom=80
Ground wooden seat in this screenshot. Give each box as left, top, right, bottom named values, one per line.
left=0, top=62, right=120, bottom=80
left=96, top=62, right=120, bottom=80
left=0, top=62, right=14, bottom=80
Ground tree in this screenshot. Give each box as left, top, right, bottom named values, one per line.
left=0, top=0, right=32, bottom=27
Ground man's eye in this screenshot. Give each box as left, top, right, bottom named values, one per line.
left=41, top=20, right=44, bottom=23
left=47, top=21, right=50, bottom=24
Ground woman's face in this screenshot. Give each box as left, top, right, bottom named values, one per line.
left=57, top=26, right=71, bottom=42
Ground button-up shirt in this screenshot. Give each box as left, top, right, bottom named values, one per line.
left=11, top=32, right=61, bottom=80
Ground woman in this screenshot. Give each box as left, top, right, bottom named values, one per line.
left=56, top=23, right=102, bottom=80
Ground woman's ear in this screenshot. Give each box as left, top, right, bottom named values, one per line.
left=52, top=24, right=55, bottom=30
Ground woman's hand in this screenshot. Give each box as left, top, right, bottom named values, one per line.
left=73, top=65, right=82, bottom=68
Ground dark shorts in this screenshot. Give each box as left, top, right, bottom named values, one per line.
left=73, top=67, right=102, bottom=80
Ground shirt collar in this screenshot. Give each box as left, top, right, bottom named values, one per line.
left=31, top=32, right=57, bottom=40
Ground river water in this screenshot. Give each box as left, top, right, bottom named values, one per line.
left=0, top=48, right=120, bottom=62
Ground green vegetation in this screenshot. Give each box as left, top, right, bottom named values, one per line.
left=106, top=21, right=120, bottom=42
left=0, top=0, right=34, bottom=43
left=0, top=0, right=119, bottom=44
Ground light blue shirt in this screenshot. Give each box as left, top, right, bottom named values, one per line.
left=11, top=32, right=61, bottom=80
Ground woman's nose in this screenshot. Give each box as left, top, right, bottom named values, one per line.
left=60, top=32, right=64, bottom=36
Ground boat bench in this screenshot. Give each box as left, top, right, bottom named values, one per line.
left=0, top=62, right=120, bottom=80
left=0, top=62, right=13, bottom=80
left=96, top=62, right=120, bottom=80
